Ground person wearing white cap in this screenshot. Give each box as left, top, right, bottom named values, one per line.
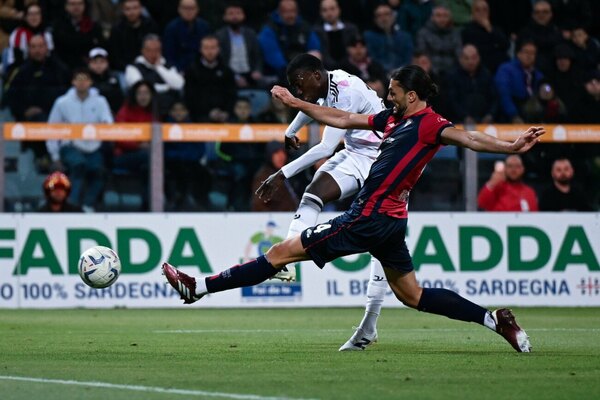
left=88, top=47, right=123, bottom=113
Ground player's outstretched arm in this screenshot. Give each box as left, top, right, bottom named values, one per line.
left=440, top=126, right=545, bottom=154
left=271, top=85, right=371, bottom=130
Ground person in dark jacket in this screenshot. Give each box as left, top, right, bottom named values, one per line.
left=162, top=0, right=211, bottom=72
left=109, top=0, right=159, bottom=71
left=517, top=0, right=563, bottom=75
left=51, top=0, right=105, bottom=67
left=337, top=35, right=387, bottom=100
left=4, top=34, right=70, bottom=122
left=184, top=35, right=236, bottom=122
left=88, top=47, right=123, bottom=113
left=312, top=0, right=359, bottom=69
left=215, top=2, right=263, bottom=89
left=258, top=0, right=321, bottom=79
left=545, top=44, right=585, bottom=119
left=415, top=4, right=461, bottom=76
left=539, top=158, right=592, bottom=211
left=446, top=44, right=496, bottom=124
left=461, top=0, right=509, bottom=74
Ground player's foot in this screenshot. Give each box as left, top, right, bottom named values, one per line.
left=162, top=262, right=204, bottom=304
left=271, top=265, right=296, bottom=282
left=492, top=308, right=531, bottom=353
left=338, top=327, right=378, bottom=351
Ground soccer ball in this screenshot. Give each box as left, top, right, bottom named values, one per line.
left=78, top=246, right=122, bottom=289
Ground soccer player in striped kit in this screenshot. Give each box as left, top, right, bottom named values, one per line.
left=164, top=65, right=544, bottom=353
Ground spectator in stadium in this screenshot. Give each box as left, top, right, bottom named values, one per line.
left=163, top=101, right=212, bottom=211
left=446, top=44, right=495, bottom=125
left=494, top=40, right=544, bottom=123
left=125, top=34, right=184, bottom=117
left=215, top=2, right=264, bottom=89
left=52, top=0, right=105, bottom=68
left=517, top=0, right=563, bottom=75
left=478, top=154, right=538, bottom=212
left=539, top=158, right=591, bottom=211
left=88, top=0, right=119, bottom=38
left=570, top=25, right=600, bottom=72
left=258, top=0, right=321, bottom=80
left=364, top=3, right=413, bottom=73
left=88, top=47, right=123, bottom=114
left=108, top=0, right=159, bottom=72
left=46, top=68, right=114, bottom=212
left=164, top=65, right=541, bottom=355
left=338, top=35, right=387, bottom=100
left=576, top=70, right=600, bottom=123
left=4, top=34, right=70, bottom=122
left=163, top=0, right=211, bottom=72
left=228, top=97, right=255, bottom=123
left=546, top=44, right=585, bottom=118
left=113, top=80, right=153, bottom=206
left=415, top=4, right=461, bottom=76
left=184, top=35, right=236, bottom=122
left=251, top=141, right=298, bottom=212
left=461, top=0, right=509, bottom=74
left=38, top=171, right=83, bottom=212
left=5, top=3, right=54, bottom=70
left=313, top=0, right=359, bottom=69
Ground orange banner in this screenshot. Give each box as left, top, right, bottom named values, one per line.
left=161, top=123, right=308, bottom=142
left=3, top=123, right=599, bottom=142
left=3, top=123, right=151, bottom=141
left=473, top=124, right=600, bottom=142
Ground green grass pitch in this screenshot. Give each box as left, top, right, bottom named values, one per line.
left=1, top=308, right=599, bottom=400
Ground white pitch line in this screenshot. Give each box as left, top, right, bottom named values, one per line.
left=0, top=376, right=318, bottom=400
left=153, top=328, right=600, bottom=334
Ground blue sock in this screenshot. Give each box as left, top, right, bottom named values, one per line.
left=417, top=288, right=488, bottom=325
left=205, top=255, right=278, bottom=293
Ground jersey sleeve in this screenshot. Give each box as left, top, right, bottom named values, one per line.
left=418, top=112, right=454, bottom=145
left=367, top=108, right=394, bottom=133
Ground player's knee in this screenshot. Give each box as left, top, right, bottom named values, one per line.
left=391, top=287, right=422, bottom=309
left=265, top=242, right=287, bottom=268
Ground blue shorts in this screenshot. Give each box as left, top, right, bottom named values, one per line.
left=300, top=212, right=414, bottom=272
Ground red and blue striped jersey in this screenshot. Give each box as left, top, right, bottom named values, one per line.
left=349, top=106, right=453, bottom=218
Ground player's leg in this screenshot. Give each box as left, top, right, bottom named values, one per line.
left=339, top=258, right=387, bottom=351
left=384, top=268, right=531, bottom=352
left=163, top=235, right=310, bottom=303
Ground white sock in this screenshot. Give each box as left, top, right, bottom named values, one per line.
left=359, top=259, right=387, bottom=334
left=196, top=276, right=208, bottom=296
left=287, top=193, right=323, bottom=239
left=483, top=311, right=497, bottom=331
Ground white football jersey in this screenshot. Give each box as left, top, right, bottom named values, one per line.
left=321, top=69, right=385, bottom=159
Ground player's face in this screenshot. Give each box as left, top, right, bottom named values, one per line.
left=387, top=80, right=409, bottom=117
left=289, top=71, right=323, bottom=103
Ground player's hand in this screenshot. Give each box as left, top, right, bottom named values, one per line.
left=512, top=126, right=545, bottom=153
left=271, top=86, right=297, bottom=107
left=255, top=170, right=286, bottom=202
left=285, top=135, right=300, bottom=150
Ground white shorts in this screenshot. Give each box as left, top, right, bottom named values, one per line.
left=316, top=149, right=376, bottom=199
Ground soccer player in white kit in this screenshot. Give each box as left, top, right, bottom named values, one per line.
left=255, top=53, right=387, bottom=351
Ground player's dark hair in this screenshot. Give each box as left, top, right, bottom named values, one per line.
left=286, top=53, right=326, bottom=78
left=390, top=65, right=438, bottom=101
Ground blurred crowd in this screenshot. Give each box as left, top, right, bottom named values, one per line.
left=0, top=0, right=599, bottom=212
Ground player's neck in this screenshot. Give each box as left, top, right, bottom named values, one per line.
left=403, top=101, right=428, bottom=118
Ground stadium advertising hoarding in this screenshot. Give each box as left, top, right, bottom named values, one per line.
left=0, top=213, right=598, bottom=308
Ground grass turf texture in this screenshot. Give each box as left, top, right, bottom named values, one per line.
left=0, top=308, right=599, bottom=400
